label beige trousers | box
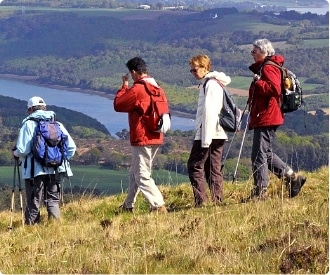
[124,145,165,210]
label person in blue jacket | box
[12,96,76,225]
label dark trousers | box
[24,174,61,225]
[251,126,291,190]
[187,139,225,206]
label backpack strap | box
[202,77,225,101]
[202,77,226,91]
[202,77,224,114]
[261,60,286,78]
[136,80,156,116]
[259,60,284,107]
[27,117,41,177]
[137,80,161,96]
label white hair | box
[253,38,275,56]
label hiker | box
[187,54,231,207]
[12,96,76,224]
[113,57,167,213]
[242,38,306,202]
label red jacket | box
[248,55,284,129]
[113,76,163,146]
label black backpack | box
[203,78,242,132]
[261,61,303,113]
[30,118,69,168]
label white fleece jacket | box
[194,71,231,148]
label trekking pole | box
[9,158,24,229]
[9,160,16,230]
[221,102,249,172]
[17,159,24,227]
[231,84,255,183]
[60,176,64,205]
[232,110,250,184]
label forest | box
[0,4,328,179]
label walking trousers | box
[187,139,225,206]
[124,145,165,209]
[251,126,292,190]
[24,174,60,225]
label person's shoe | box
[241,187,267,203]
[194,200,209,208]
[286,174,307,198]
[118,204,133,213]
[150,205,168,214]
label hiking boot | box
[286,174,307,198]
[118,204,133,213]
[150,205,168,214]
[241,187,267,203]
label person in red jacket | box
[113,57,167,213]
[242,38,306,202]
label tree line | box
[0,8,328,115]
[0,95,327,180]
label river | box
[287,4,329,15]
[0,78,195,136]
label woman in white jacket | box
[187,55,231,207]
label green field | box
[0,165,189,195]
[303,39,329,48]
[230,76,323,92]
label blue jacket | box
[13,110,76,179]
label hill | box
[0,94,110,135]
[0,166,328,273]
[0,7,327,184]
[0,6,327,114]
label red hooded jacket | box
[248,55,284,129]
[113,76,164,146]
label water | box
[0,78,195,135]
[287,4,329,15]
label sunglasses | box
[190,69,198,73]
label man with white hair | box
[12,96,76,225]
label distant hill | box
[0,95,110,135]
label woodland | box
[0,4,328,182]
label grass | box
[0,165,188,195]
[0,166,328,273]
[230,76,324,93]
[303,39,329,48]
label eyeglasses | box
[190,68,198,73]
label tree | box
[116,129,129,140]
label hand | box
[12,147,18,160]
[122,73,129,85]
[12,153,19,161]
[253,74,260,81]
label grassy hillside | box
[0,166,328,273]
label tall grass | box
[0,166,328,273]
